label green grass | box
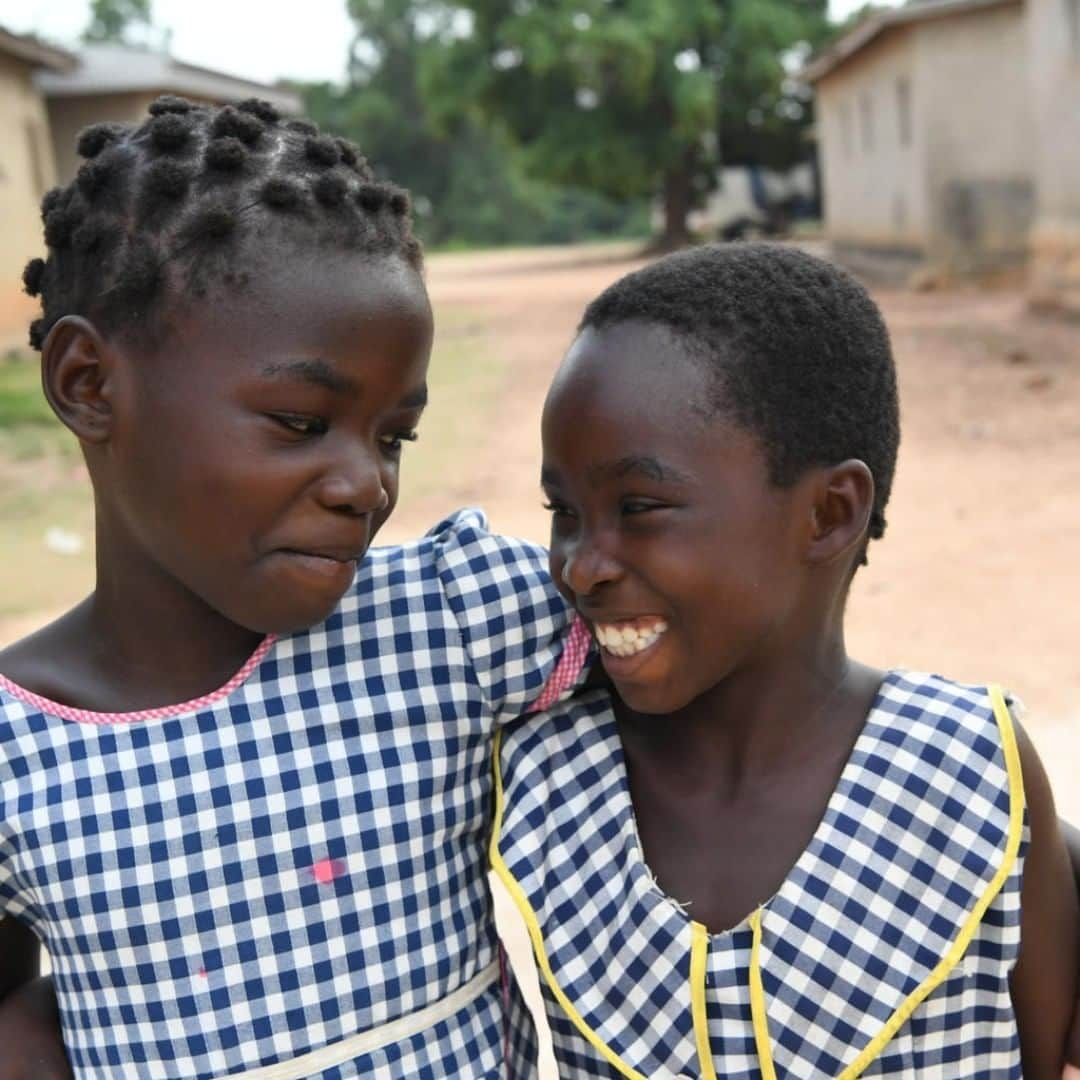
[0,353,52,426]
[394,305,511,507]
[0,354,95,636]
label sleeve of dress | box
[432,508,591,726]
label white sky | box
[0,0,899,88]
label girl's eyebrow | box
[609,455,691,484]
[260,358,357,396]
[541,456,692,488]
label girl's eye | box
[621,499,666,515]
[270,413,328,436]
[379,430,419,454]
[542,500,573,518]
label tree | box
[82,0,154,43]
[302,0,648,248]
[425,0,830,246]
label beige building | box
[0,28,74,349]
[37,44,301,185]
[807,0,1080,308]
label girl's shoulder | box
[0,604,93,710]
[362,506,550,584]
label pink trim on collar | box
[529,616,593,713]
[0,634,277,726]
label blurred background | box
[0,1,1077,1070]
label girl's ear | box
[807,459,875,566]
[40,316,117,444]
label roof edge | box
[0,26,78,72]
[803,0,1020,83]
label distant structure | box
[36,43,302,184]
[807,0,1080,313]
[0,27,75,344]
[0,34,302,348]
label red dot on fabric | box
[310,857,346,884]
[197,967,208,979]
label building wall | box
[1027,0,1080,313]
[915,4,1034,268]
[48,91,163,184]
[817,28,925,252]
[0,52,57,349]
[816,3,1033,269]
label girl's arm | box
[0,977,70,1080]
[1009,726,1080,1079]
[0,918,70,1079]
[0,916,38,1003]
[1062,820,1080,1074]
[1065,820,1080,893]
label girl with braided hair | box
[0,95,585,1078]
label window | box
[896,77,912,146]
[1067,0,1080,55]
[25,120,48,198]
[840,100,854,159]
[860,91,874,153]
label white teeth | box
[594,620,669,658]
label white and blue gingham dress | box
[494,672,1028,1079]
[0,509,573,1079]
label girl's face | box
[541,321,811,715]
[102,252,432,634]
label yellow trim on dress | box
[745,684,1026,1080]
[749,908,779,1080]
[690,921,720,1080]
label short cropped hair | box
[580,243,900,550]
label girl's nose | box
[317,449,388,516]
[559,536,622,596]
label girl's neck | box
[0,532,265,714]
[618,635,882,794]
[84,579,264,712]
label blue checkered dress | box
[0,509,571,1078]
[494,672,1027,1079]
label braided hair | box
[22,96,422,351]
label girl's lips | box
[275,550,358,586]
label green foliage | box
[426,0,830,242]
[82,0,153,43]
[299,0,648,251]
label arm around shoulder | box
[1009,722,1080,1079]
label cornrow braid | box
[24,96,422,351]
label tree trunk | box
[658,149,696,250]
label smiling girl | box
[494,243,1080,1078]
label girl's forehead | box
[550,321,713,420]
[166,254,430,345]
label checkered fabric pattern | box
[497,672,1026,1079]
[0,509,568,1078]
